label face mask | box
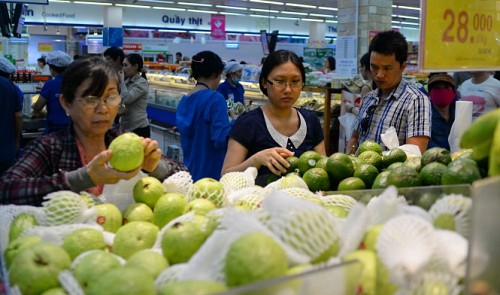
[429,88,455,107]
[232,77,240,84]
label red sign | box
[211,14,226,39]
[123,43,143,51]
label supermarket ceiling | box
[52,0,421,28]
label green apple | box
[188,177,226,208]
[41,287,68,295]
[134,176,165,209]
[161,215,212,264]
[343,250,377,295]
[123,202,154,224]
[62,228,106,260]
[112,221,159,259]
[9,212,38,243]
[109,132,144,172]
[4,235,42,268]
[9,242,71,295]
[184,198,216,216]
[86,266,156,295]
[94,203,122,233]
[125,249,169,278]
[225,231,288,287]
[153,193,187,228]
[73,250,122,291]
[158,280,227,295]
[361,224,384,251]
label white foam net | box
[0,205,43,250]
[155,263,188,290]
[219,167,257,194]
[186,183,227,208]
[429,194,471,238]
[40,191,97,226]
[162,171,193,195]
[21,223,104,246]
[321,194,357,212]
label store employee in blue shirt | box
[217,61,245,104]
[32,51,72,134]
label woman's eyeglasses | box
[76,95,122,109]
[266,79,304,91]
[360,104,377,134]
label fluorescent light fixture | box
[286,3,316,8]
[139,0,174,3]
[50,0,70,2]
[220,12,245,16]
[309,13,335,18]
[216,5,247,10]
[74,1,112,5]
[243,33,261,36]
[398,5,420,10]
[281,11,307,16]
[398,15,419,19]
[318,6,338,11]
[249,0,284,5]
[115,4,150,8]
[400,21,419,25]
[325,20,337,23]
[189,30,209,34]
[276,16,298,20]
[249,14,274,18]
[152,6,185,11]
[250,8,279,13]
[158,29,186,32]
[226,43,239,49]
[178,2,212,7]
[302,18,324,22]
[392,5,398,8]
[187,9,217,14]
[404,27,420,30]
[391,20,400,23]
[278,34,290,38]
[291,36,308,39]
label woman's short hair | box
[259,50,305,96]
[326,56,336,71]
[190,51,224,80]
[61,56,118,104]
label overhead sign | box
[419,0,500,71]
[0,0,47,4]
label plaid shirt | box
[0,128,187,206]
[355,80,431,149]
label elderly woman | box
[222,50,325,185]
[217,61,245,105]
[0,56,185,205]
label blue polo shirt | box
[40,75,70,133]
[427,99,457,150]
[0,77,22,173]
[217,80,245,104]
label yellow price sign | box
[419,0,500,71]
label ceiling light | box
[51,0,71,2]
[325,20,337,23]
[276,16,298,20]
[216,5,247,10]
[281,11,307,16]
[249,0,284,5]
[189,30,209,34]
[220,12,245,16]
[152,6,185,11]
[139,0,174,3]
[115,4,150,8]
[158,29,186,32]
[250,8,279,13]
[74,1,112,5]
[318,6,338,11]
[244,33,261,36]
[399,15,420,19]
[178,2,212,7]
[187,9,217,14]
[286,3,316,8]
[309,13,335,18]
[249,14,275,18]
[302,18,324,22]
[398,5,420,10]
[291,36,308,39]
[400,21,419,25]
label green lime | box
[348,155,362,171]
[356,140,383,156]
[372,170,391,189]
[421,147,452,167]
[297,151,323,175]
[266,173,281,184]
[325,153,354,183]
[338,177,366,191]
[382,148,407,169]
[386,166,421,188]
[315,157,329,170]
[285,156,300,174]
[357,151,383,171]
[385,162,404,171]
[302,168,331,192]
[451,149,473,161]
[441,160,482,185]
[353,164,379,188]
[419,162,448,185]
[404,156,422,173]
[415,192,439,210]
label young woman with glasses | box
[222,50,326,185]
[0,56,186,205]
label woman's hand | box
[253,147,294,175]
[87,150,141,185]
[141,138,162,173]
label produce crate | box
[217,260,363,295]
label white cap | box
[224,61,243,74]
[0,57,16,74]
[46,51,72,67]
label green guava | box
[62,228,106,260]
[9,212,38,243]
[4,235,42,268]
[94,203,122,233]
[109,132,144,172]
[125,250,169,279]
[153,193,187,228]
[86,267,156,295]
[112,221,159,259]
[123,202,154,224]
[184,198,216,216]
[133,176,165,209]
[73,250,122,291]
[158,280,227,295]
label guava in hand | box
[109,132,144,172]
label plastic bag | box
[338,113,358,143]
[381,126,422,156]
[100,171,147,213]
